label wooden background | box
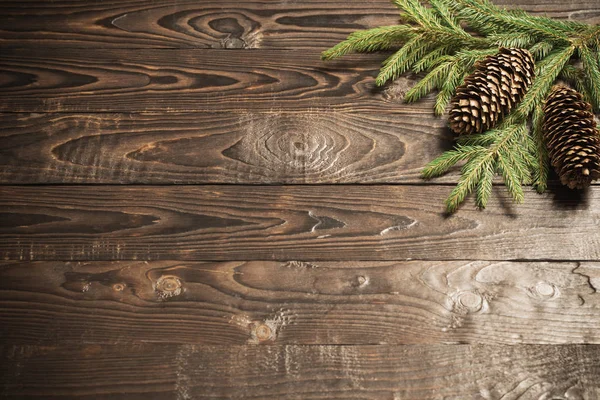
[1,0,600,398]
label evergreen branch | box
[321,26,415,60]
[502,137,532,184]
[376,35,430,86]
[412,45,453,73]
[421,145,484,179]
[456,130,499,147]
[445,123,527,212]
[531,103,549,193]
[393,0,443,30]
[451,0,576,41]
[496,149,525,204]
[529,41,553,60]
[429,0,465,33]
[489,32,536,48]
[405,61,452,102]
[579,46,600,111]
[476,158,496,208]
[445,152,493,212]
[435,63,464,115]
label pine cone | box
[543,85,600,189]
[448,48,535,135]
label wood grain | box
[0,0,598,49]
[0,48,420,113]
[1,260,598,345]
[0,112,450,184]
[1,185,600,261]
[1,344,599,399]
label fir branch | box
[404,61,452,103]
[422,145,484,179]
[456,130,499,147]
[531,103,549,193]
[579,46,600,111]
[445,152,494,212]
[321,26,415,60]
[502,135,532,184]
[435,63,464,115]
[451,0,576,42]
[429,0,465,33]
[376,35,430,86]
[496,149,525,204]
[394,0,443,30]
[444,123,528,212]
[476,158,496,208]
[529,41,553,60]
[412,45,453,73]
[488,32,536,48]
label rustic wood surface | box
[1,260,598,345]
[0,48,424,113]
[0,112,450,184]
[0,0,598,49]
[1,185,600,261]
[2,0,600,398]
[1,344,599,399]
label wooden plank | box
[1,185,599,261]
[0,0,598,49]
[1,344,599,399]
[0,112,589,185]
[0,48,412,113]
[0,112,449,184]
[0,260,598,345]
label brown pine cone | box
[543,85,600,189]
[449,48,535,135]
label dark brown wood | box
[0,0,597,49]
[0,48,415,113]
[1,344,599,399]
[2,1,600,397]
[1,260,598,345]
[0,112,449,184]
[1,185,599,261]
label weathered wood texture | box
[1,260,598,345]
[1,344,599,399]
[0,48,418,113]
[0,0,598,49]
[1,185,600,261]
[0,112,591,185]
[0,112,450,184]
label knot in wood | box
[222,37,246,49]
[223,114,355,181]
[528,281,558,300]
[155,275,182,299]
[112,283,126,292]
[253,323,274,342]
[352,275,369,288]
[455,291,484,313]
